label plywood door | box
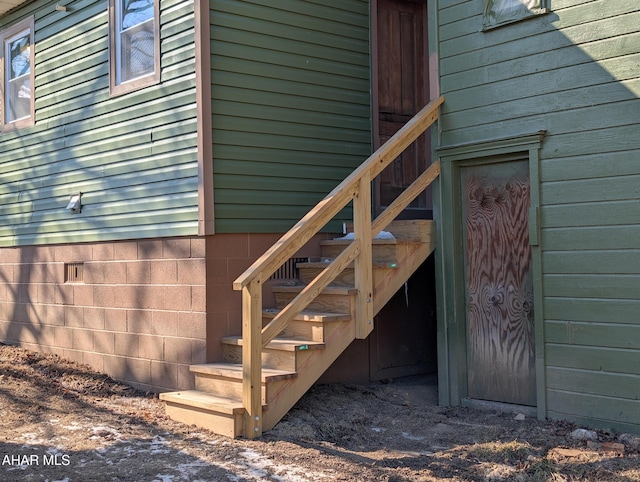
[461,160,536,406]
[375,0,429,213]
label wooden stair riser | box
[163,402,242,438]
[278,319,349,342]
[262,311,352,342]
[194,374,289,406]
[273,289,355,314]
[320,241,405,263]
[377,219,435,242]
[297,264,395,287]
[278,319,326,342]
[222,343,318,372]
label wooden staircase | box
[161,221,434,437]
[160,96,444,438]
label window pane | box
[121,0,154,29]
[5,29,31,124]
[110,0,158,91]
[8,32,30,80]
[483,0,543,28]
[120,19,155,82]
[7,77,31,122]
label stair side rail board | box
[233,95,444,438]
[371,160,441,237]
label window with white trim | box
[109,0,159,95]
[1,17,35,131]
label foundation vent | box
[65,262,84,283]
[269,257,308,280]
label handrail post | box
[353,172,374,339]
[242,280,262,438]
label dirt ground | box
[1,343,638,482]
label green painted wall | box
[210,0,372,233]
[437,0,640,433]
[0,0,199,246]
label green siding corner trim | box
[210,0,371,233]
[0,0,199,247]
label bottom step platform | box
[160,390,247,438]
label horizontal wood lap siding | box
[438,0,640,433]
[0,0,199,246]
[210,0,371,233]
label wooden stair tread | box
[271,285,357,295]
[221,335,325,351]
[345,220,435,242]
[320,238,417,246]
[262,308,351,322]
[297,261,399,269]
[190,363,298,382]
[160,390,244,414]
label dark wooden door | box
[375,0,429,215]
[461,160,536,406]
[369,0,436,381]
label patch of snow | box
[19,431,48,447]
[571,429,598,441]
[89,425,123,441]
[62,422,84,431]
[334,231,396,241]
[216,448,330,482]
[45,447,65,456]
[149,435,172,455]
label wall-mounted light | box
[66,193,82,214]
[55,4,67,11]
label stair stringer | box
[373,240,436,315]
[261,239,435,433]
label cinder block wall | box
[0,237,207,392]
[0,232,334,392]
[203,233,333,358]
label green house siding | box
[210,0,372,233]
[438,0,640,433]
[0,0,199,247]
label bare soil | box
[1,343,638,482]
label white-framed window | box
[109,0,160,95]
[1,17,35,132]
[483,0,549,30]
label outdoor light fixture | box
[66,193,82,214]
[55,4,67,11]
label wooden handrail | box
[234,95,444,438]
[233,95,444,291]
[371,160,441,238]
[261,240,361,346]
